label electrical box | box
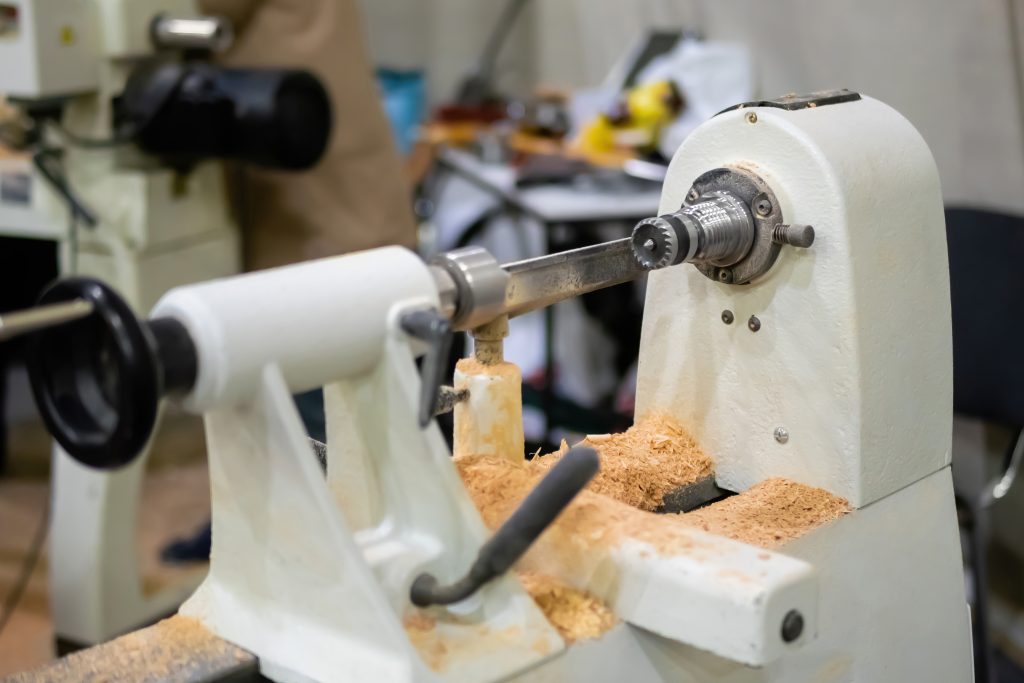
[0,0,99,98]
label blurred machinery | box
[10,91,971,681]
[0,0,331,651]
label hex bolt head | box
[747,315,761,332]
[755,198,773,216]
[746,112,758,124]
[781,610,804,643]
[774,426,789,444]
[721,310,734,324]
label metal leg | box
[964,427,1024,683]
[543,304,555,447]
[967,497,995,683]
[541,223,556,447]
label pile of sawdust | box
[516,571,617,643]
[678,477,848,548]
[455,454,707,560]
[531,412,713,511]
[455,452,849,563]
[10,615,253,681]
[449,414,849,649]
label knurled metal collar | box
[631,216,679,269]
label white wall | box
[358,0,537,105]
[532,0,1024,214]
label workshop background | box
[1,0,1023,680]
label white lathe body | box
[21,91,971,681]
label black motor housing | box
[116,62,332,171]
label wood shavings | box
[677,477,849,548]
[454,452,848,583]
[8,615,253,682]
[531,412,713,511]
[454,454,707,570]
[451,413,849,650]
[404,613,447,672]
[403,611,536,673]
[516,572,617,643]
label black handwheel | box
[25,278,196,469]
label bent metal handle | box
[410,446,600,607]
[26,277,197,469]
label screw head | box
[755,198,773,216]
[781,610,804,643]
[746,112,758,124]
[747,315,761,332]
[721,310,734,324]
[717,269,733,283]
[686,188,699,202]
[774,426,789,444]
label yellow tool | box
[574,80,684,157]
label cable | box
[48,120,135,150]
[455,0,533,104]
[31,149,98,228]
[0,495,49,641]
[477,0,532,83]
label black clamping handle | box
[401,309,454,428]
[410,445,600,607]
[26,277,198,470]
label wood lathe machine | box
[8,90,973,681]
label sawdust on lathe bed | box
[531,412,713,511]
[455,453,848,556]
[516,571,617,642]
[677,477,848,548]
[403,612,446,671]
[11,615,253,681]
[450,416,848,648]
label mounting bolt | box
[781,610,804,643]
[746,112,758,124]
[686,188,700,202]
[747,315,761,332]
[774,427,789,444]
[721,310,734,325]
[717,269,734,284]
[773,224,815,248]
[755,198,773,217]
